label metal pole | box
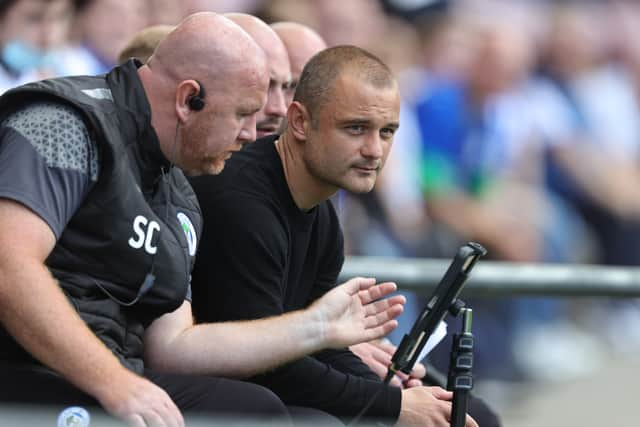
[339,257,640,297]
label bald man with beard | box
[226,13,292,138]
[0,12,405,426]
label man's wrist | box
[84,359,136,404]
[298,301,331,351]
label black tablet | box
[390,242,486,374]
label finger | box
[364,295,406,317]
[163,400,184,427]
[364,304,404,329]
[369,345,393,366]
[403,378,423,388]
[410,361,427,380]
[365,356,390,380]
[142,411,167,427]
[363,319,398,341]
[394,370,410,382]
[374,340,398,356]
[390,375,403,387]
[125,414,146,427]
[431,386,453,401]
[349,342,371,359]
[369,345,407,383]
[358,282,397,304]
[466,414,480,427]
[441,400,453,422]
[342,277,377,296]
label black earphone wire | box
[91,121,181,306]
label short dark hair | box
[293,45,396,124]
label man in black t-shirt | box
[190,45,479,427]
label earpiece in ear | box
[188,94,205,111]
[187,80,206,111]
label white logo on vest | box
[57,406,90,427]
[177,212,197,256]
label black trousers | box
[0,363,342,425]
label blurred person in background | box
[146,0,185,26]
[405,4,603,385]
[534,2,640,267]
[62,0,147,75]
[0,0,74,93]
[117,24,174,64]
[413,20,542,263]
[526,1,640,357]
[184,0,265,15]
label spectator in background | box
[62,0,147,75]
[413,21,544,263]
[225,13,291,138]
[533,3,640,267]
[117,24,174,64]
[146,0,185,26]
[0,0,74,93]
[409,5,606,383]
[184,0,264,15]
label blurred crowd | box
[3,0,640,387]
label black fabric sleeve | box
[0,102,99,238]
[191,190,401,422]
[313,348,382,381]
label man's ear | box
[287,101,311,141]
[175,80,200,123]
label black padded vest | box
[0,60,202,372]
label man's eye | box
[380,127,396,139]
[347,125,365,134]
[285,82,297,92]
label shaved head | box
[271,22,327,88]
[294,45,397,124]
[140,12,269,175]
[150,12,267,93]
[225,13,291,138]
[225,13,290,69]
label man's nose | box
[264,87,287,119]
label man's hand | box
[350,340,426,388]
[144,280,403,379]
[311,277,405,349]
[397,387,479,427]
[97,370,184,427]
